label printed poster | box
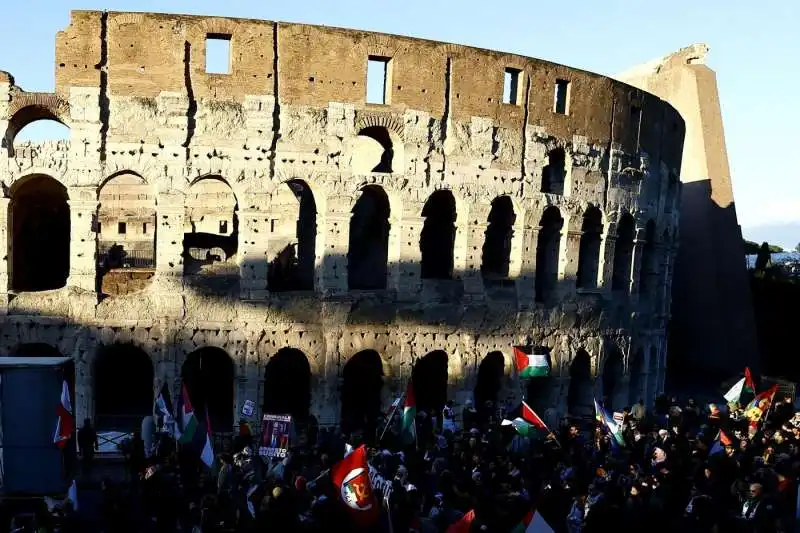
[259,414,292,458]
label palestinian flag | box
[153,382,174,433]
[176,384,215,467]
[514,346,550,378]
[53,380,74,449]
[401,380,417,444]
[511,509,555,533]
[446,509,475,533]
[724,367,756,405]
[331,444,379,528]
[709,429,733,456]
[502,401,550,438]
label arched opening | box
[94,344,154,431]
[263,348,312,422]
[474,351,505,409]
[181,347,235,433]
[420,190,456,280]
[628,348,645,406]
[612,213,635,292]
[97,172,156,296]
[535,206,563,302]
[647,346,659,402]
[541,148,566,195]
[567,350,593,418]
[356,126,394,173]
[638,220,657,296]
[348,186,390,290]
[5,105,70,157]
[340,350,384,435]
[412,350,448,414]
[183,177,239,291]
[268,180,316,292]
[602,348,624,410]
[576,205,603,289]
[481,196,515,283]
[9,174,70,292]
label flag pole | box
[379,389,406,443]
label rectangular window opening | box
[206,34,232,74]
[554,79,570,115]
[118,222,127,235]
[219,220,228,234]
[142,222,148,235]
[631,104,642,149]
[503,68,521,105]
[366,56,391,105]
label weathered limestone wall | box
[0,11,684,429]
[617,45,758,380]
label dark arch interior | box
[541,148,566,195]
[10,175,70,292]
[95,344,154,431]
[181,347,235,432]
[348,186,391,290]
[358,126,394,173]
[474,351,505,409]
[340,350,384,435]
[481,196,515,282]
[602,349,624,409]
[412,350,448,413]
[576,205,603,289]
[269,180,317,292]
[263,348,312,421]
[638,220,657,295]
[420,190,456,280]
[567,349,593,417]
[612,213,635,291]
[535,206,563,302]
[628,349,645,405]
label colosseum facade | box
[0,11,684,435]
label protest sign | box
[259,414,292,458]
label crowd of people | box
[9,386,800,533]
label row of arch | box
[13,340,659,434]
[8,171,670,300]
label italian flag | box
[724,367,756,404]
[511,509,555,533]
[53,380,74,449]
[401,380,417,443]
[502,401,550,438]
[514,346,550,378]
[176,384,214,467]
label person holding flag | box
[594,398,625,449]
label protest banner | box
[258,414,292,458]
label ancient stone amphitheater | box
[0,11,683,435]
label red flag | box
[446,509,475,533]
[522,401,549,431]
[53,380,73,448]
[331,444,379,528]
[744,367,756,394]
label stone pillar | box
[629,226,646,302]
[386,204,403,291]
[66,190,99,292]
[238,206,269,300]
[397,215,423,299]
[242,335,262,424]
[74,355,91,425]
[154,192,185,317]
[462,219,487,298]
[597,233,616,294]
[453,204,470,281]
[561,227,582,296]
[0,197,9,312]
[516,226,538,308]
[319,209,349,296]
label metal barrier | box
[97,247,156,269]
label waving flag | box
[724,367,757,405]
[401,380,417,444]
[331,444,379,528]
[502,401,551,439]
[53,380,73,448]
[514,346,550,378]
[594,398,625,447]
[446,509,475,533]
[176,384,214,467]
[511,508,555,533]
[709,429,733,456]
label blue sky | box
[2,0,797,246]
